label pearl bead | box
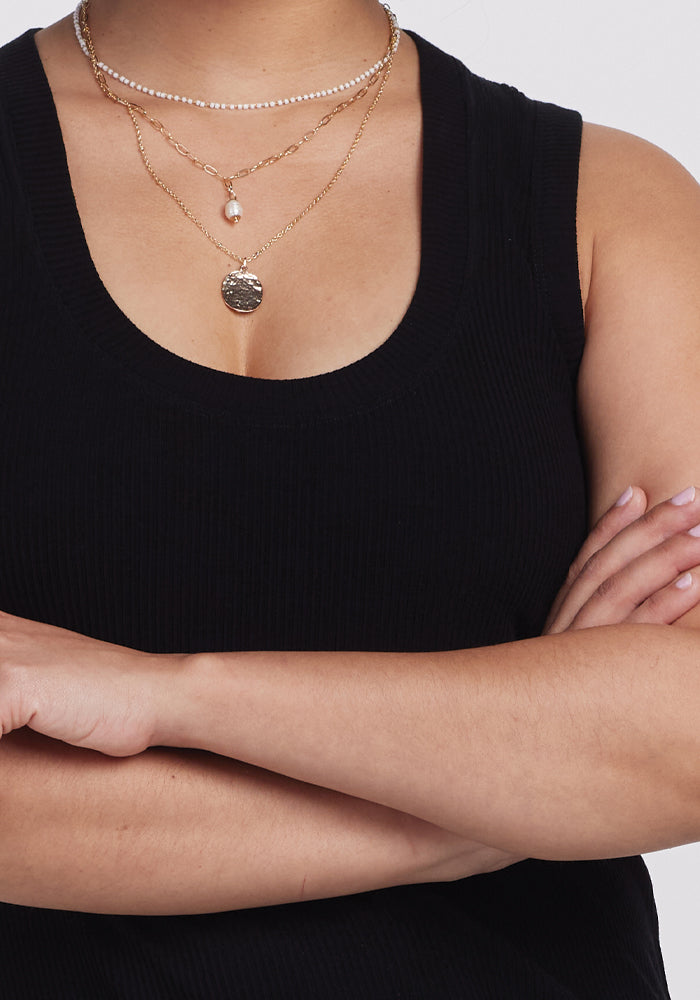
[73,2,400,112]
[224,199,242,221]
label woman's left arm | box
[4,125,700,865]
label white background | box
[2,2,699,997]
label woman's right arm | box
[0,728,514,915]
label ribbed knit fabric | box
[0,28,670,1000]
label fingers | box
[544,486,647,630]
[628,570,700,626]
[566,530,700,629]
[547,486,700,633]
[571,485,648,575]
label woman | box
[1,0,699,996]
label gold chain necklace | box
[150,72,383,225]
[80,3,395,313]
[125,56,392,313]
[79,1,393,226]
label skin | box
[1,0,700,915]
[36,0,424,379]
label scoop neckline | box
[9,29,471,423]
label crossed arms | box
[2,123,700,915]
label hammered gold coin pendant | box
[221,267,263,313]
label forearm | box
[0,730,514,915]
[164,624,700,860]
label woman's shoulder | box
[577,121,700,312]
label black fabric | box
[0,28,669,1000]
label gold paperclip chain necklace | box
[154,69,384,224]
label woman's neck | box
[83,0,393,100]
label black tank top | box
[0,29,669,1000]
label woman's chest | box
[50,47,424,379]
[0,268,586,654]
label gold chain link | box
[143,69,384,188]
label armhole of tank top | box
[531,101,586,379]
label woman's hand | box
[545,485,700,633]
[0,613,176,755]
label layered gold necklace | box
[78,0,400,313]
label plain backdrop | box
[1,2,699,998]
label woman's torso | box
[0,26,668,1000]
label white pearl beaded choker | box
[72,3,400,112]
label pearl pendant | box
[224,198,242,223]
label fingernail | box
[671,486,696,506]
[615,486,634,507]
[675,572,693,590]
[689,524,700,537]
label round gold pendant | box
[221,268,263,313]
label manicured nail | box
[615,486,634,507]
[675,572,693,590]
[671,486,696,506]
[689,524,700,537]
